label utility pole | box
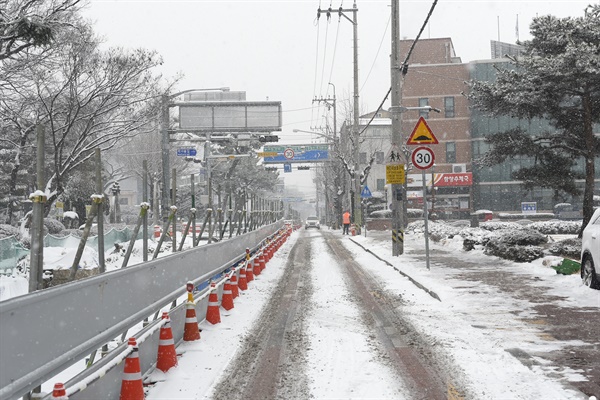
[29,124,45,293]
[142,160,148,261]
[160,94,170,224]
[312,93,337,227]
[351,2,361,232]
[95,149,105,272]
[317,4,359,229]
[390,0,405,256]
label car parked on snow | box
[581,208,600,289]
[305,216,320,230]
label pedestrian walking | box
[342,210,351,235]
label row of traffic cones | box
[51,228,293,400]
[205,232,292,326]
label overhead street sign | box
[407,117,438,145]
[263,144,329,164]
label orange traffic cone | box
[221,280,234,310]
[238,266,248,291]
[252,257,261,276]
[206,282,221,324]
[259,252,266,272]
[120,338,144,400]
[51,383,68,399]
[183,283,200,341]
[183,301,201,341]
[156,312,178,372]
[246,260,254,282]
[230,273,239,298]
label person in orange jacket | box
[342,210,351,235]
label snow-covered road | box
[3,226,598,399]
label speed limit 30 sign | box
[411,146,435,170]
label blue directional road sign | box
[361,185,373,198]
[284,163,292,173]
[263,144,329,164]
[177,147,197,157]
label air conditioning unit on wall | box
[452,164,467,173]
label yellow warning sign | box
[386,164,405,184]
[406,117,438,145]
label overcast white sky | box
[82,0,595,201]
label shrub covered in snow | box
[484,242,545,262]
[44,218,65,234]
[491,229,548,246]
[369,210,391,219]
[498,212,556,220]
[407,208,424,218]
[480,221,526,231]
[482,229,548,262]
[548,237,581,259]
[527,220,581,235]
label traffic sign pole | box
[422,169,431,270]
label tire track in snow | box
[322,232,448,399]
[306,233,413,399]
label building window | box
[446,142,456,163]
[444,96,455,118]
[376,179,385,191]
[359,152,367,164]
[375,151,384,164]
[419,98,429,118]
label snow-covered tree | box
[469,5,600,231]
[1,20,166,219]
[0,0,83,61]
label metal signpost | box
[407,119,438,271]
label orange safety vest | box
[342,212,351,224]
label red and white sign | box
[433,173,473,187]
[411,147,435,170]
[283,148,295,159]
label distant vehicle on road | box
[305,216,320,230]
[581,208,600,289]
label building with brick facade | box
[351,37,598,218]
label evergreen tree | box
[469,5,600,231]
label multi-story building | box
[351,38,473,218]
[352,37,599,217]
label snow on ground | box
[306,234,410,399]
[146,235,294,400]
[2,225,599,399]
[346,230,599,400]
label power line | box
[358,0,439,136]
[360,13,391,94]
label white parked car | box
[581,208,600,289]
[305,216,320,230]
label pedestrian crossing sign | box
[361,185,372,198]
[406,117,438,145]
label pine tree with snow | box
[469,5,600,233]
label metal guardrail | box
[0,222,282,400]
